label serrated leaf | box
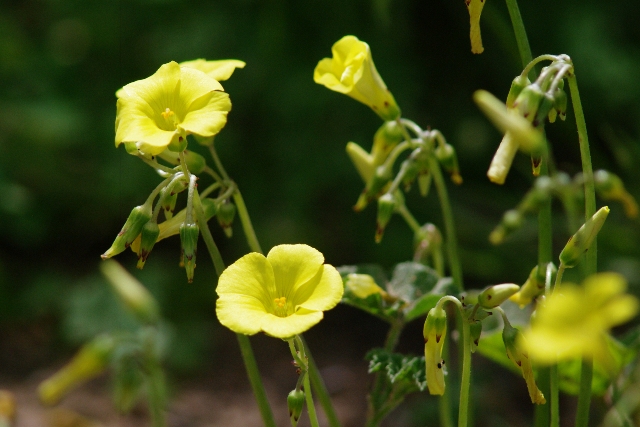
[366,348,427,392]
[387,262,439,303]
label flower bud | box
[469,320,483,353]
[506,76,531,109]
[594,170,638,218]
[345,273,388,299]
[553,88,568,121]
[375,193,397,243]
[435,143,463,184]
[346,141,374,183]
[102,204,152,259]
[100,259,160,324]
[466,0,486,54]
[39,335,116,405]
[559,206,610,268]
[503,323,546,404]
[161,190,178,220]
[489,209,522,244]
[400,160,420,192]
[531,92,555,128]
[371,121,404,166]
[418,172,432,197]
[136,220,160,269]
[216,200,236,238]
[287,389,305,426]
[354,166,391,212]
[510,265,546,308]
[424,306,447,395]
[158,150,207,175]
[512,83,544,122]
[180,222,199,282]
[478,283,520,309]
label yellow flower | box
[115,61,231,156]
[314,35,401,121]
[424,306,448,395]
[523,273,639,368]
[215,244,343,339]
[179,59,245,82]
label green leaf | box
[387,262,439,303]
[366,348,427,392]
[405,277,456,321]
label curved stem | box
[304,371,321,427]
[193,190,225,277]
[428,156,464,290]
[396,203,421,234]
[504,0,533,70]
[233,189,263,254]
[208,143,230,180]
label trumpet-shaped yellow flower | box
[179,59,246,82]
[115,61,231,156]
[216,244,343,339]
[424,306,448,395]
[314,35,400,121]
[524,273,639,368]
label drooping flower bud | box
[375,193,397,243]
[216,199,236,238]
[510,265,546,308]
[180,222,199,283]
[100,259,160,324]
[424,306,448,395]
[354,165,392,212]
[136,220,160,269]
[552,87,568,121]
[346,141,374,183]
[287,389,306,427]
[469,320,483,353]
[503,323,546,404]
[39,335,116,405]
[531,92,555,128]
[102,203,153,259]
[594,170,638,218]
[559,206,610,268]
[435,143,463,184]
[371,121,404,166]
[157,149,207,175]
[512,83,544,122]
[478,284,520,309]
[506,76,531,109]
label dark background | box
[0,0,639,425]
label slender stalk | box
[428,156,464,290]
[550,364,560,427]
[193,190,225,277]
[208,143,231,180]
[568,72,597,427]
[504,0,533,70]
[237,333,277,427]
[233,189,263,254]
[439,337,455,427]
[396,203,422,234]
[305,338,342,427]
[304,372,321,427]
[457,316,471,427]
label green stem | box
[568,72,597,427]
[233,189,263,254]
[550,364,560,427]
[193,190,225,277]
[439,337,454,427]
[304,337,342,427]
[304,371,321,427]
[208,143,231,180]
[458,316,471,427]
[504,0,533,70]
[396,203,421,234]
[428,156,464,290]
[237,333,277,427]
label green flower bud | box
[418,172,432,197]
[100,260,160,324]
[39,334,116,405]
[346,141,374,183]
[371,121,404,166]
[513,83,544,122]
[559,206,610,268]
[594,170,639,218]
[489,209,522,245]
[287,389,305,426]
[136,220,160,269]
[424,306,447,395]
[510,265,546,308]
[506,75,531,109]
[217,200,236,238]
[161,190,178,220]
[167,135,188,152]
[400,159,419,192]
[469,320,483,353]
[460,289,480,307]
[375,193,396,243]
[180,222,199,282]
[502,323,546,404]
[435,143,463,185]
[478,284,520,309]
[354,165,391,212]
[158,149,207,175]
[553,88,568,121]
[102,204,153,259]
[413,223,442,265]
[531,92,555,128]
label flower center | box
[160,108,179,129]
[273,297,288,317]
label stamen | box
[161,108,174,119]
[274,297,287,308]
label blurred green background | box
[0,0,639,424]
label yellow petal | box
[467,0,486,54]
[216,252,276,308]
[179,91,231,138]
[260,309,324,339]
[267,244,325,299]
[180,59,246,82]
[216,293,273,335]
[297,264,343,312]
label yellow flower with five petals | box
[115,61,231,156]
[215,244,343,339]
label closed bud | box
[489,209,522,244]
[506,75,531,109]
[102,204,152,259]
[371,121,404,166]
[503,323,546,404]
[217,200,236,238]
[287,389,305,426]
[531,92,555,128]
[158,150,207,175]
[424,306,448,395]
[180,222,199,282]
[553,88,568,121]
[510,265,546,308]
[375,193,396,243]
[513,83,544,121]
[559,206,610,268]
[161,190,178,220]
[469,320,483,353]
[400,159,419,192]
[418,172,432,197]
[478,283,520,309]
[100,260,160,324]
[345,273,389,299]
[346,141,374,183]
[39,335,116,405]
[354,166,391,212]
[594,170,638,218]
[435,143,463,184]
[136,220,160,269]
